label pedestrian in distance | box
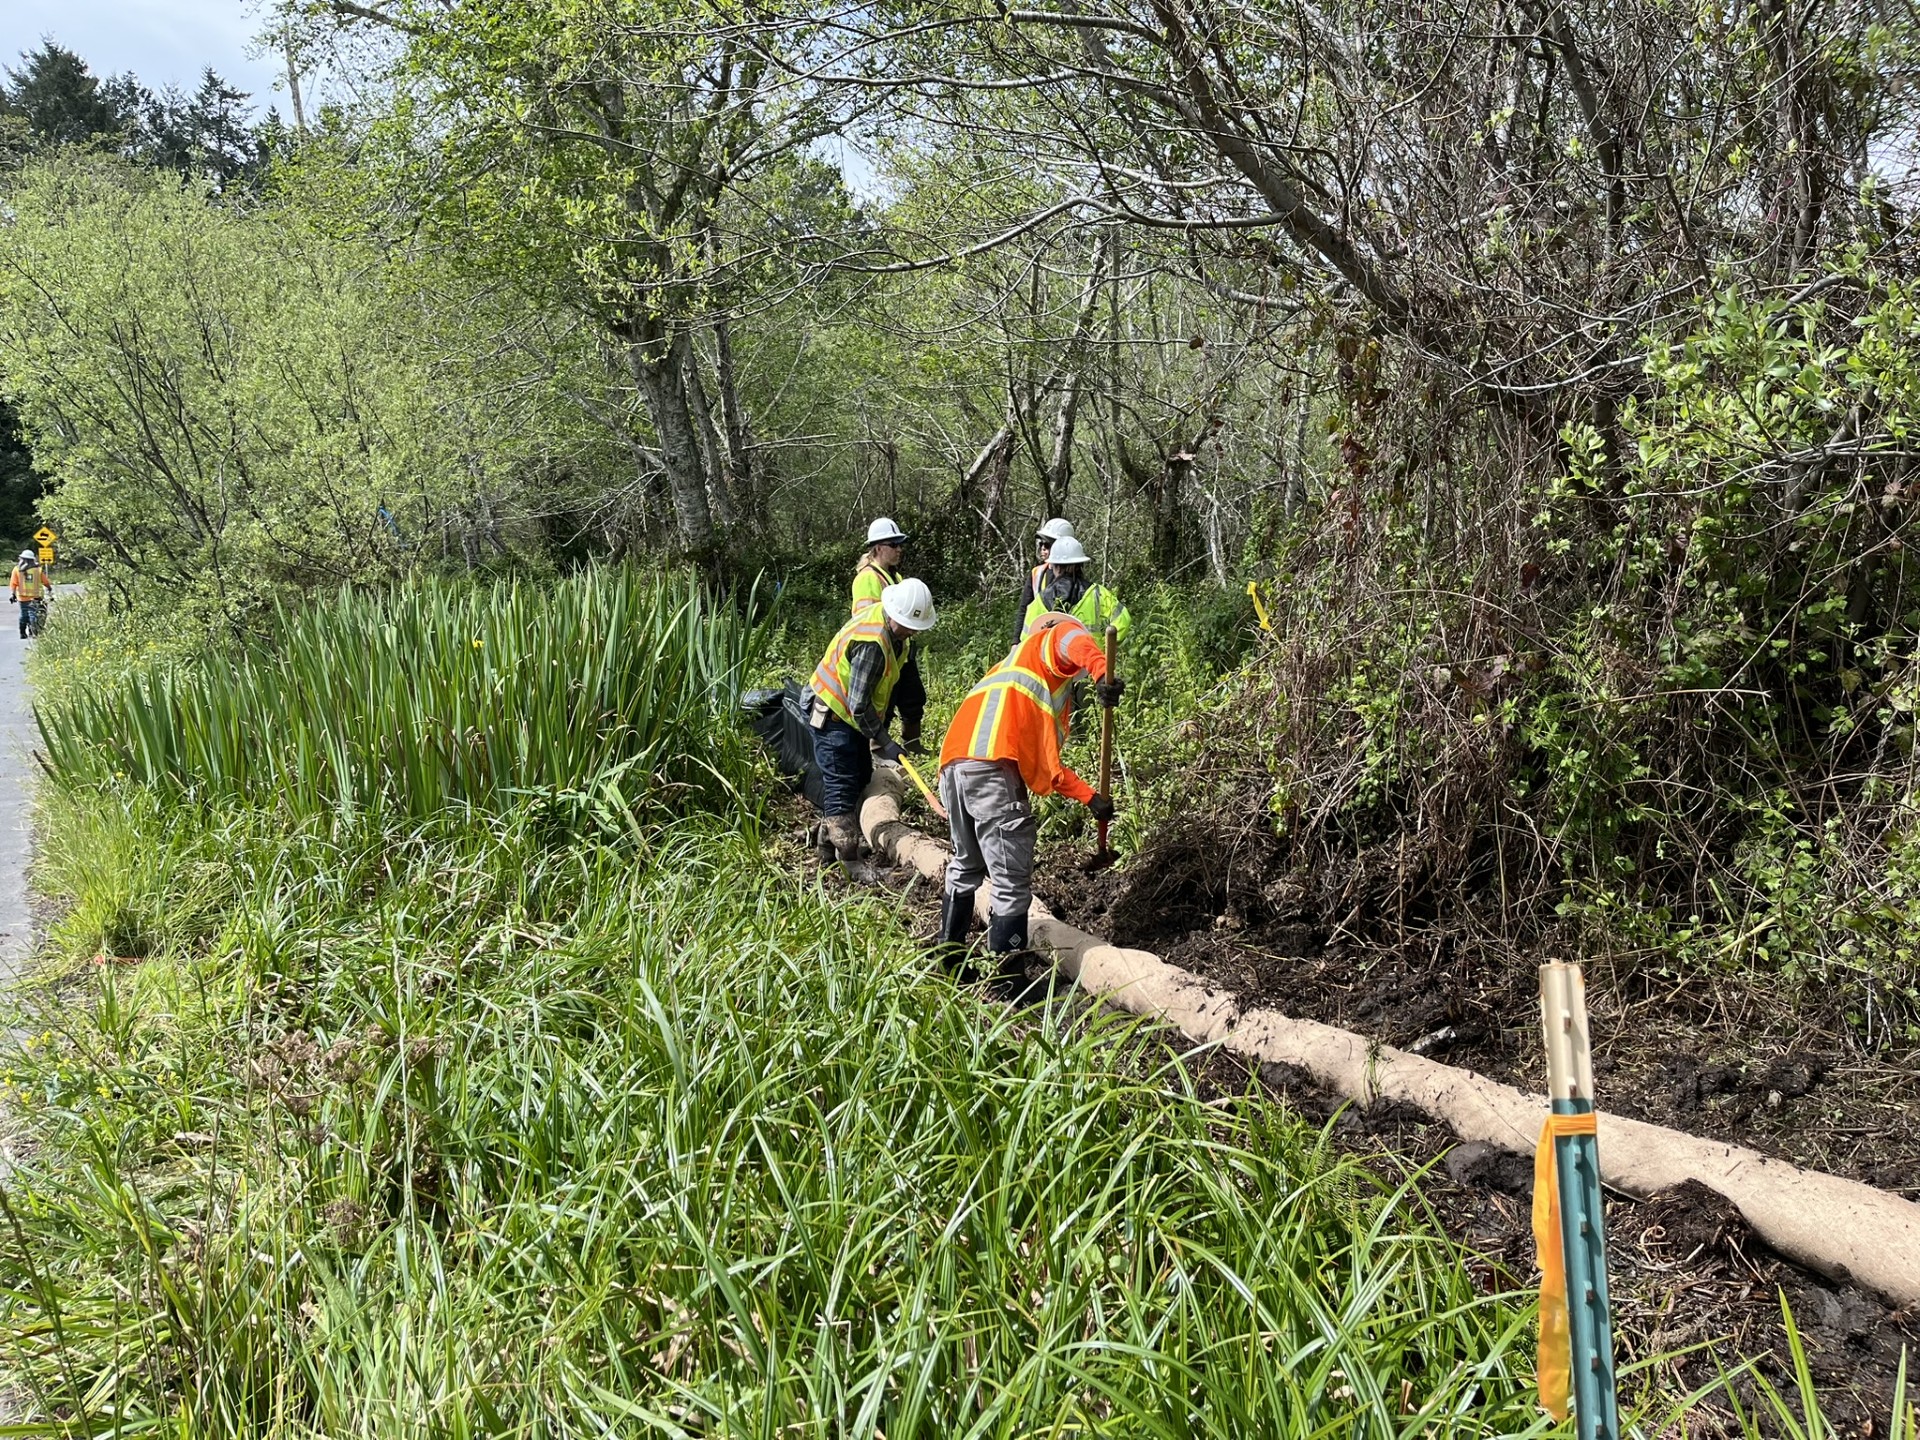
[1020,534,1131,646]
[934,611,1125,982]
[805,577,939,872]
[1014,517,1076,642]
[9,550,51,640]
[852,518,928,754]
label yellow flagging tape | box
[1533,1109,1598,1420]
[1246,580,1273,632]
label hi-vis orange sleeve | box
[1533,1110,1598,1420]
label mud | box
[1210,1048,1920,1434]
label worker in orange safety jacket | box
[934,611,1124,974]
[9,550,51,640]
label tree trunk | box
[683,343,739,531]
[624,325,714,556]
[1045,234,1109,506]
[713,314,754,516]
[977,391,1020,550]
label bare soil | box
[1034,826,1920,1199]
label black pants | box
[886,651,926,741]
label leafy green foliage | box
[0,155,609,621]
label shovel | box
[1091,622,1121,870]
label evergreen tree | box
[138,68,260,186]
[1,42,134,147]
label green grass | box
[1,794,1555,1437]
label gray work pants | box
[940,759,1037,918]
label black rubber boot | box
[933,890,975,971]
[987,909,1058,1004]
[987,909,1029,956]
[938,889,977,952]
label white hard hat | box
[866,517,909,546]
[1037,518,1076,542]
[880,577,937,631]
[17,551,33,563]
[1047,536,1089,565]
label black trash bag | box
[742,680,824,808]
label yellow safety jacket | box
[850,557,901,612]
[1022,582,1131,645]
[809,600,903,728]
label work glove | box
[1087,793,1116,822]
[1094,676,1126,708]
[876,737,905,763]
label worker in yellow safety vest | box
[9,550,51,639]
[1020,535,1130,645]
[1014,517,1076,641]
[806,577,939,870]
[852,518,927,754]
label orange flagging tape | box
[1533,1109,1598,1420]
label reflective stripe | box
[810,602,899,726]
[962,662,1067,756]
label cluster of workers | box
[804,516,1131,980]
[8,550,52,639]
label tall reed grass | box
[36,571,763,828]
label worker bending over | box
[1022,535,1130,644]
[9,550,51,639]
[935,612,1124,973]
[1014,518,1076,641]
[852,518,927,754]
[807,578,939,869]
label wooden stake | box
[1095,623,1118,860]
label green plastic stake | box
[1541,962,1621,1440]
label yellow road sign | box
[35,546,54,566]
[31,526,56,547]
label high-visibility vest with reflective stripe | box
[851,558,901,612]
[809,600,902,728]
[939,617,1089,791]
[1023,582,1130,644]
[11,566,48,601]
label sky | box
[1,0,289,111]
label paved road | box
[0,594,43,984]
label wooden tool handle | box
[1096,623,1119,850]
